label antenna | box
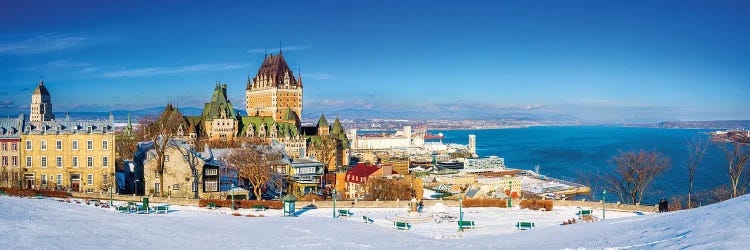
[279,41,282,54]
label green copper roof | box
[317,113,328,128]
[201,84,235,121]
[282,107,297,121]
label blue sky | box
[1,1,748,122]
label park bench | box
[578,209,596,221]
[362,216,374,224]
[458,220,476,229]
[0,190,6,195]
[252,204,267,211]
[394,221,411,230]
[154,205,170,214]
[206,202,217,209]
[135,203,150,214]
[338,209,353,217]
[116,206,133,213]
[90,199,100,203]
[516,222,535,230]
[128,201,137,207]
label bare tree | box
[312,135,338,172]
[607,150,671,205]
[718,141,750,198]
[223,147,277,200]
[364,178,414,201]
[575,169,602,201]
[141,110,183,197]
[686,137,709,208]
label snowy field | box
[1,195,749,249]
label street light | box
[332,189,337,218]
[602,189,607,220]
[109,183,113,206]
[458,196,464,232]
[508,180,513,207]
[231,183,236,211]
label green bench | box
[458,220,476,229]
[578,209,593,216]
[252,204,267,211]
[394,221,411,230]
[90,199,100,203]
[154,205,170,214]
[362,216,374,224]
[516,221,535,230]
[0,190,6,195]
[207,202,217,209]
[116,206,134,213]
[338,209,353,217]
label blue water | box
[436,126,727,204]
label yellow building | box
[19,81,116,192]
[20,115,116,192]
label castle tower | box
[317,113,329,136]
[30,80,54,122]
[246,53,303,123]
[468,134,477,158]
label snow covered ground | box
[1,195,748,249]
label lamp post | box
[231,184,236,211]
[458,196,464,232]
[602,189,606,220]
[109,183,113,206]
[332,189,337,218]
[507,180,512,208]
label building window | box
[41,174,47,186]
[11,142,17,151]
[1,143,6,151]
[173,184,179,190]
[1,156,7,166]
[41,140,47,150]
[72,140,78,150]
[102,174,108,185]
[73,156,78,168]
[87,174,93,185]
[41,156,47,168]
[205,180,218,192]
[102,140,108,150]
[87,156,93,168]
[164,155,169,162]
[26,140,31,150]
[192,182,198,192]
[57,174,62,187]
[87,140,93,150]
[56,140,62,150]
[26,156,32,168]
[154,183,161,194]
[12,156,17,166]
[102,157,108,167]
[56,156,62,168]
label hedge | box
[461,198,508,208]
[0,188,69,198]
[519,199,554,211]
[199,199,283,209]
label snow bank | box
[1,195,748,249]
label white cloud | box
[0,33,92,54]
[305,73,334,80]
[96,63,245,78]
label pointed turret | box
[30,79,54,122]
[126,112,133,135]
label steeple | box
[126,112,133,135]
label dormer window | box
[87,126,92,133]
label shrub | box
[232,212,242,216]
[199,199,282,209]
[462,198,507,208]
[297,194,324,201]
[519,200,554,211]
[0,188,68,198]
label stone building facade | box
[19,82,116,192]
[0,114,24,188]
[246,52,303,123]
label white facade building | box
[463,156,505,171]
